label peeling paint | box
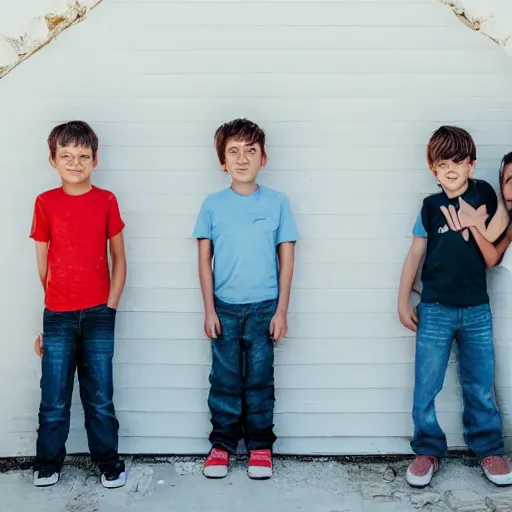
[441,0,512,57]
[0,0,102,79]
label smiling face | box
[222,138,267,185]
[431,157,474,198]
[50,143,97,188]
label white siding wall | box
[0,0,511,456]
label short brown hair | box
[214,118,266,165]
[48,121,99,159]
[427,125,476,168]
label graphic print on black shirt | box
[419,179,498,307]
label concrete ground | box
[1,456,512,512]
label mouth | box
[67,170,82,176]
[445,175,458,182]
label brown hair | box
[426,125,476,169]
[48,121,99,159]
[214,118,266,165]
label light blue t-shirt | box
[192,185,299,304]
[412,211,428,238]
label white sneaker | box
[406,456,438,488]
[100,465,127,489]
[481,456,512,487]
[33,469,59,487]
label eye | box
[249,148,256,153]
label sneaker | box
[481,456,512,486]
[33,468,59,487]
[406,456,439,488]
[248,449,272,480]
[203,448,229,479]
[100,462,127,489]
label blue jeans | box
[208,297,278,454]
[35,304,122,473]
[411,302,504,458]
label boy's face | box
[431,157,474,195]
[50,144,97,185]
[222,138,267,184]
[502,164,512,204]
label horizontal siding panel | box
[8,411,468,437]
[28,50,511,75]
[118,289,512,318]
[115,311,512,344]
[70,388,462,414]
[0,434,481,458]
[107,362,461,389]
[123,239,411,264]
[3,74,510,99]
[3,98,512,123]
[67,26,489,52]
[122,213,414,240]
[95,3,453,27]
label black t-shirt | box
[414,179,498,307]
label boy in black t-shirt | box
[398,126,511,488]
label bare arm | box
[107,232,127,309]
[482,198,509,243]
[198,239,220,338]
[270,242,296,342]
[469,227,500,267]
[398,236,427,332]
[276,242,295,315]
[471,223,512,267]
[35,242,48,291]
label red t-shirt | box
[30,186,125,312]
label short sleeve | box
[192,199,212,239]
[107,194,125,239]
[479,180,498,220]
[412,204,428,238]
[29,196,50,242]
[277,195,299,244]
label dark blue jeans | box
[411,302,504,459]
[35,304,121,473]
[208,297,278,454]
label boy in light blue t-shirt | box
[193,118,299,480]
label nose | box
[69,156,82,168]
[237,150,249,164]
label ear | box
[469,159,476,179]
[93,152,99,169]
[429,165,440,184]
[260,153,268,169]
[48,153,57,169]
[220,163,229,173]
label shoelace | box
[38,468,56,478]
[210,449,229,461]
[250,451,271,462]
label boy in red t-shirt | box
[30,121,127,489]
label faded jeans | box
[411,302,504,459]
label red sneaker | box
[481,456,512,486]
[248,449,273,479]
[203,448,229,479]
[406,456,439,488]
